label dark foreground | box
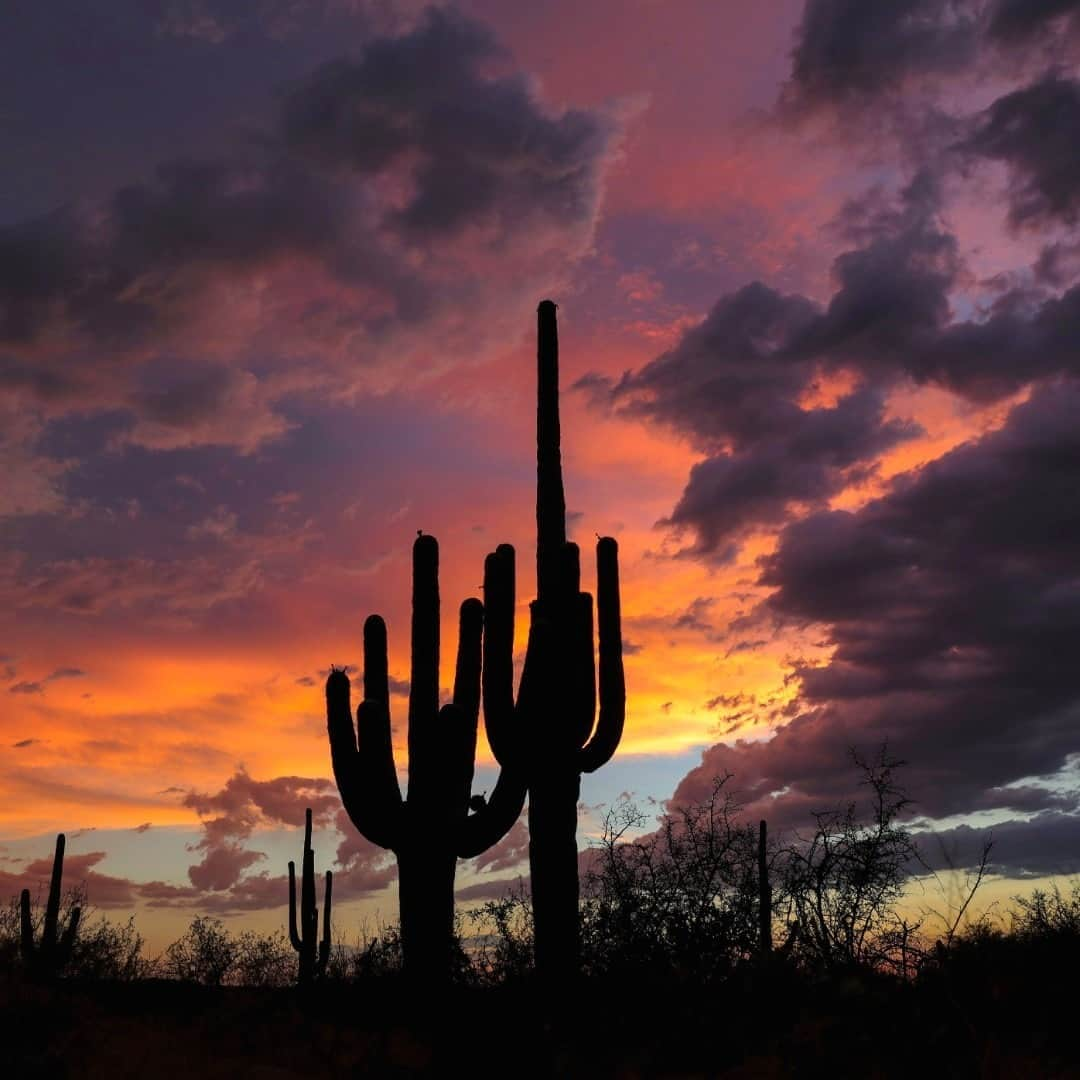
[5,955,1079,1080]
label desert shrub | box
[232,928,295,987]
[1010,880,1080,939]
[0,883,86,979]
[465,751,930,985]
[0,894,21,974]
[467,884,535,984]
[68,911,150,981]
[161,916,238,986]
[321,920,404,982]
[777,748,922,976]
[579,779,763,983]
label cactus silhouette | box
[513,300,626,980]
[759,819,773,954]
[288,807,332,984]
[327,534,528,980]
[20,833,80,980]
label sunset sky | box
[5,0,1080,949]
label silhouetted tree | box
[777,748,921,974]
[578,778,762,982]
[233,929,295,988]
[467,881,535,985]
[1012,880,1080,939]
[162,916,237,986]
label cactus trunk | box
[759,819,773,954]
[528,769,582,979]
[397,840,456,978]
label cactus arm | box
[455,561,527,858]
[19,889,34,962]
[358,614,405,844]
[408,533,440,796]
[453,597,483,799]
[287,860,302,951]
[453,597,483,724]
[573,591,597,749]
[457,767,528,858]
[326,628,404,851]
[350,701,405,849]
[481,545,517,767]
[579,537,625,774]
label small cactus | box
[20,833,80,980]
[288,807,332,984]
[759,819,773,954]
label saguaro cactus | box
[288,807,332,984]
[759,819,772,955]
[327,534,528,980]
[510,300,626,980]
[20,833,81,980]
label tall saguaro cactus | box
[20,833,81,980]
[288,807,332,984]
[327,534,528,980]
[517,299,626,980]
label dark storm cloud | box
[662,387,920,556]
[962,74,1080,227]
[582,280,848,555]
[985,0,1080,43]
[584,180,950,554]
[0,7,614,355]
[0,154,363,351]
[672,379,1080,865]
[917,812,1080,877]
[783,0,978,110]
[281,9,612,239]
[783,0,1080,115]
[153,0,434,43]
[789,173,961,376]
[583,173,1080,557]
[0,6,619,475]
